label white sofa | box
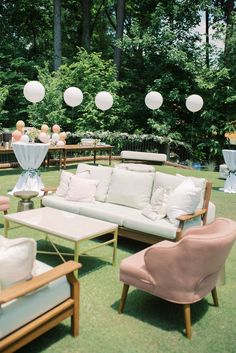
[42,163,215,243]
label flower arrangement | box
[27,127,40,142]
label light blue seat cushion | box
[0,260,70,339]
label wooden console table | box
[60,144,113,169]
[0,144,113,169]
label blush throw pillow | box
[66,176,99,202]
[166,178,202,226]
[56,171,74,197]
[0,236,36,291]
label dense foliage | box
[0,0,235,163]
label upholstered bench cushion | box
[0,260,70,339]
[121,151,167,163]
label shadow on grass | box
[36,239,111,278]
[16,322,73,353]
[111,289,209,337]
[92,233,150,255]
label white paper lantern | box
[64,87,83,107]
[20,134,30,143]
[186,94,204,112]
[95,91,113,111]
[145,91,163,110]
[23,81,45,103]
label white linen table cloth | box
[10,143,49,196]
[222,149,236,193]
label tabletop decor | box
[10,142,50,195]
[222,149,236,193]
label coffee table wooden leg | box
[4,218,9,237]
[112,228,118,266]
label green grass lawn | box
[0,163,236,353]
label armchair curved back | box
[144,218,236,304]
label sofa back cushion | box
[76,164,113,202]
[153,172,184,192]
[106,169,154,209]
[0,236,36,291]
[116,163,155,172]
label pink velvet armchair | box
[119,218,236,339]
[0,196,9,215]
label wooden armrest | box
[176,209,207,222]
[41,187,57,196]
[0,260,81,305]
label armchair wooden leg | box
[211,287,219,307]
[119,284,129,314]
[67,272,80,336]
[183,304,192,339]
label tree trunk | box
[224,0,235,65]
[54,0,61,70]
[114,0,125,80]
[205,8,210,68]
[82,0,91,51]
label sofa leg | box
[183,304,192,339]
[119,284,129,314]
[211,287,219,307]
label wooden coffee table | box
[4,207,118,274]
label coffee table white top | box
[5,207,118,242]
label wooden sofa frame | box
[0,261,80,353]
[42,181,212,245]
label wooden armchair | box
[0,260,80,353]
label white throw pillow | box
[141,187,171,221]
[66,176,99,202]
[106,168,154,209]
[166,178,202,226]
[0,236,36,291]
[175,173,206,208]
[76,164,113,202]
[56,171,74,197]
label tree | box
[54,0,62,70]
[82,0,91,50]
[114,0,125,79]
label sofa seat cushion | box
[78,202,139,226]
[106,168,154,209]
[123,214,201,240]
[42,194,80,214]
[0,260,70,339]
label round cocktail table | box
[13,191,39,212]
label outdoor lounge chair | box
[118,218,236,339]
[0,260,80,353]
